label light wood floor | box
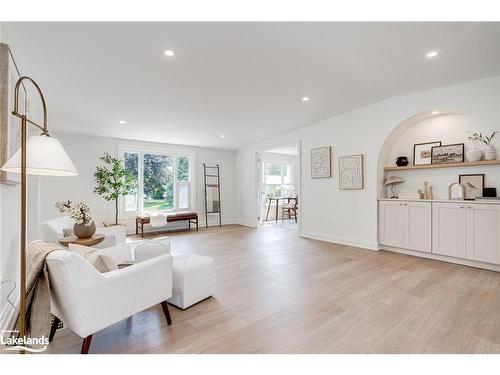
[46,224,500,354]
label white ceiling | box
[5,22,500,150]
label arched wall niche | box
[376,108,480,199]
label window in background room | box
[264,163,294,197]
[121,149,192,214]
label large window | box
[121,148,193,214]
[264,163,293,197]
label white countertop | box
[378,198,500,205]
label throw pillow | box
[68,243,116,273]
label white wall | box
[235,76,500,250]
[38,132,238,234]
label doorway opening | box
[256,142,301,232]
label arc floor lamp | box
[1,76,78,353]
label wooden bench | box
[136,212,199,237]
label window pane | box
[283,164,292,184]
[266,164,281,176]
[177,156,190,182]
[177,181,190,209]
[143,153,174,211]
[124,152,139,211]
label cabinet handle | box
[467,206,472,209]
[460,206,464,209]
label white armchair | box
[46,242,173,354]
[41,216,127,248]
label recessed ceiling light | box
[426,51,439,58]
[301,96,310,102]
[119,120,126,124]
[164,49,175,57]
[431,111,440,115]
[220,134,226,138]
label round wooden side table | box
[58,234,105,247]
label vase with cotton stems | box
[467,131,498,161]
[55,200,96,238]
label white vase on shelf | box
[485,144,497,161]
[466,147,483,162]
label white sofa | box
[41,216,127,248]
[47,241,173,354]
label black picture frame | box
[459,173,485,200]
[431,143,465,164]
[413,141,442,166]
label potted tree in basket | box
[94,152,137,226]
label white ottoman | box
[168,254,216,309]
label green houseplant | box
[94,153,137,225]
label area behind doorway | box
[257,142,300,231]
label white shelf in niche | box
[384,159,500,172]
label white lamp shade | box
[1,135,78,176]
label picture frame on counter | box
[459,173,485,200]
[413,141,441,166]
[431,143,465,164]
[449,182,465,200]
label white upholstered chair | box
[46,242,173,354]
[41,216,127,248]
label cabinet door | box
[432,203,466,258]
[405,202,432,253]
[465,204,500,264]
[379,201,405,248]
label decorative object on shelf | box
[413,141,441,166]
[0,71,78,352]
[423,180,434,200]
[311,146,331,178]
[395,156,409,167]
[482,187,497,198]
[459,173,485,200]
[384,176,404,199]
[467,131,498,161]
[339,154,363,190]
[418,189,424,199]
[431,143,465,164]
[94,152,137,226]
[56,200,96,238]
[449,182,465,200]
[466,147,483,162]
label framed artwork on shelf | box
[311,146,331,179]
[431,143,465,164]
[459,174,485,200]
[339,154,364,190]
[413,141,441,166]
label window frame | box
[263,162,293,197]
[118,144,196,219]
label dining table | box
[265,196,291,223]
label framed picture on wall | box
[339,154,364,189]
[459,174,484,200]
[311,146,331,178]
[431,143,465,164]
[413,141,441,166]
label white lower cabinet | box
[465,204,500,264]
[380,200,500,267]
[432,203,466,258]
[379,200,431,253]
